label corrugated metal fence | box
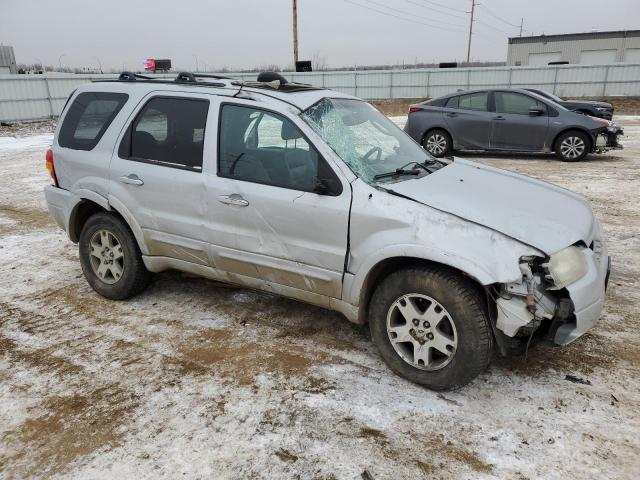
[2,63,640,122]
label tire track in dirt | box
[0,204,54,236]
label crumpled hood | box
[389,159,596,254]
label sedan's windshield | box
[301,98,438,184]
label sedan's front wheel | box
[555,130,590,162]
[369,266,493,390]
[422,129,452,157]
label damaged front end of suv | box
[493,226,610,353]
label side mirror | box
[529,107,545,116]
[314,177,341,196]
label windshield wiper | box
[373,168,422,180]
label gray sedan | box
[404,89,623,161]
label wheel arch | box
[69,197,149,256]
[421,126,453,145]
[552,127,594,153]
[355,256,488,325]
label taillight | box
[45,148,58,187]
[409,106,421,113]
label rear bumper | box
[44,185,73,233]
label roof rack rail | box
[191,72,233,80]
[94,71,228,88]
[119,71,154,81]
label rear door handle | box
[493,116,505,120]
[446,112,458,117]
[218,194,249,207]
[119,174,144,186]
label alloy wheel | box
[89,229,125,285]
[560,136,585,159]
[426,134,447,155]
[386,293,458,371]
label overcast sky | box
[1,0,639,71]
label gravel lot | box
[1,116,639,479]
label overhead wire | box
[365,0,467,29]
[343,0,467,33]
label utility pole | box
[292,0,299,67]
[466,0,476,63]
[519,18,524,37]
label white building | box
[0,46,17,74]
[507,30,640,66]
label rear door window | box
[457,92,488,111]
[119,97,209,171]
[58,92,128,150]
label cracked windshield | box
[302,98,439,184]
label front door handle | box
[119,174,144,186]
[446,112,458,117]
[493,115,506,121]
[218,194,249,207]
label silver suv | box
[44,72,611,390]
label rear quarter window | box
[58,92,128,151]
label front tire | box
[555,130,590,162]
[79,212,151,300]
[369,266,493,390]
[422,129,452,157]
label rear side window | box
[58,92,128,151]
[118,97,209,172]
[457,92,488,111]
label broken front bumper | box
[496,223,610,346]
[554,241,610,345]
[594,125,624,152]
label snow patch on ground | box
[1,117,639,479]
[0,134,53,151]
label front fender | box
[344,181,543,307]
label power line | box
[475,19,516,37]
[479,5,520,27]
[401,0,468,20]
[365,0,467,28]
[479,4,536,34]
[343,0,467,32]
[410,0,468,14]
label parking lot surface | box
[1,117,639,479]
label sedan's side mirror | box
[529,107,545,116]
[314,177,342,196]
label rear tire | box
[555,130,590,162]
[79,212,151,300]
[369,266,493,391]
[422,129,452,157]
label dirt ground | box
[1,116,639,479]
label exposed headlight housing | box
[543,246,588,289]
